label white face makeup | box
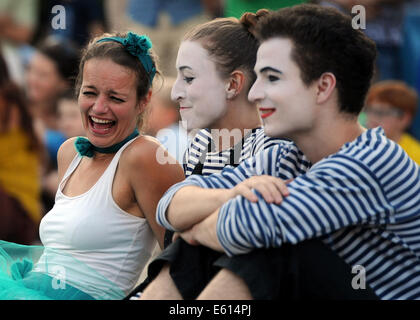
[248,38,317,138]
[171,41,228,131]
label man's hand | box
[178,210,224,252]
[172,231,199,245]
[177,228,200,246]
[230,175,291,204]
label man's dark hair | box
[255,4,377,115]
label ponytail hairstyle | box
[182,9,269,91]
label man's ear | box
[226,70,245,100]
[316,72,336,104]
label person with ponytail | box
[128,10,299,299]
[0,32,184,300]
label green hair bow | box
[97,32,156,82]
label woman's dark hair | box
[75,32,160,129]
[37,36,80,87]
[182,10,269,91]
[0,81,42,155]
[0,53,41,154]
[254,4,377,115]
[0,54,10,86]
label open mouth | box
[89,116,116,132]
[259,108,276,119]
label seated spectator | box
[25,35,79,213]
[57,90,85,139]
[43,90,85,198]
[25,36,79,165]
[0,0,39,85]
[0,53,42,244]
[365,80,420,164]
[0,31,184,300]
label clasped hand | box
[175,175,293,246]
[229,175,292,204]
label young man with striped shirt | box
[142,5,420,300]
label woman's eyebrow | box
[179,66,193,71]
[108,90,128,97]
[82,85,97,90]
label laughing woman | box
[0,32,184,300]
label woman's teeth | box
[90,116,114,124]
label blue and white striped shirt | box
[157,127,296,229]
[183,128,283,177]
[157,127,420,299]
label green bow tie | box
[74,129,139,158]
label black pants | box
[215,239,378,299]
[127,238,378,300]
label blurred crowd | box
[1,0,420,245]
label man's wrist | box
[194,209,224,252]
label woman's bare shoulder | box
[121,135,184,180]
[57,137,79,179]
[122,135,166,165]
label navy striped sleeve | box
[156,151,259,231]
[156,177,207,230]
[156,143,299,231]
[252,129,287,156]
[216,154,395,256]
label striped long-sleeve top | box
[160,127,284,248]
[182,127,283,176]
[157,127,420,299]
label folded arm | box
[157,143,300,231]
[182,155,393,256]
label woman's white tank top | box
[37,138,156,298]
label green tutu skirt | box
[0,240,125,300]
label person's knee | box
[197,268,253,300]
[159,264,171,279]
[141,263,183,300]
